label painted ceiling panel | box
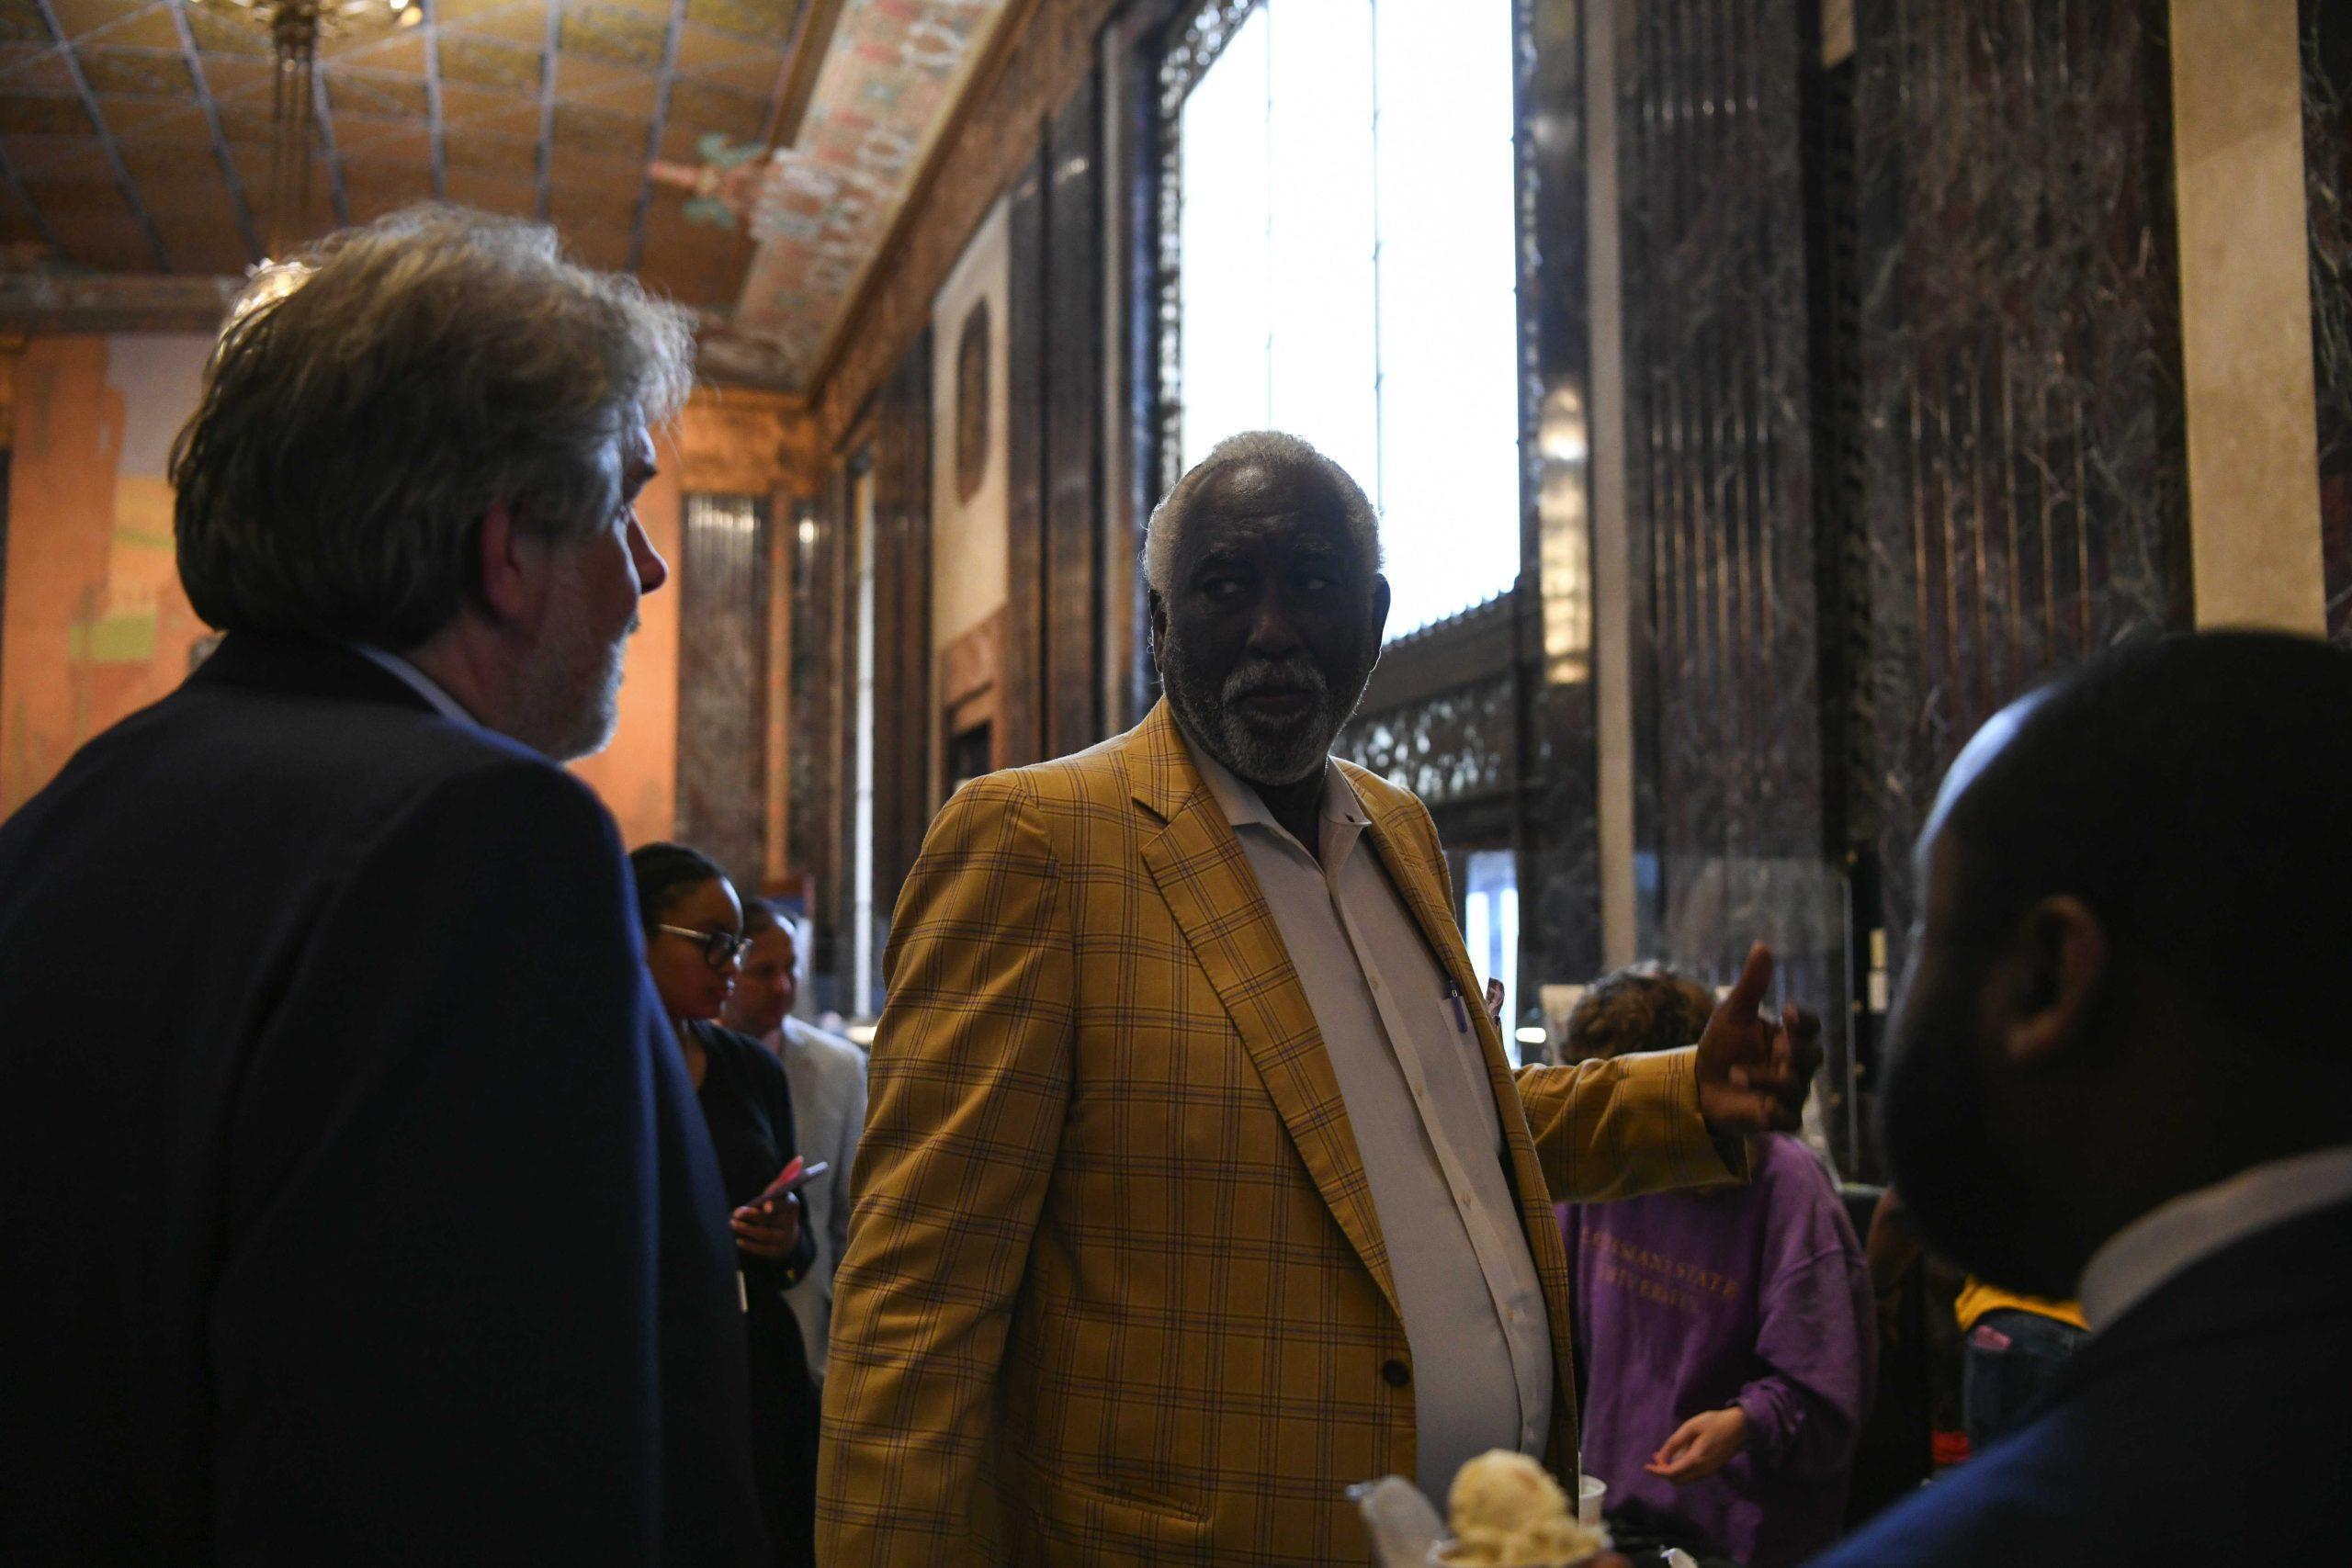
[180,7,267,55]
[437,0,537,25]
[20,175,133,222]
[2,51,85,95]
[2,0,1020,398]
[435,31,544,90]
[662,72,762,141]
[102,96,203,137]
[440,126,537,172]
[74,45,193,95]
[149,208,250,271]
[343,160,439,208]
[90,5,180,46]
[0,115,94,164]
[330,67,436,120]
[0,2,46,43]
[440,165,537,213]
[0,131,87,175]
[552,99,651,159]
[560,1,668,69]
[668,54,778,100]
[339,28,427,72]
[440,98,545,141]
[54,213,160,270]
[560,66,662,117]
[192,53,272,96]
[117,137,223,186]
[338,125,437,165]
[680,0,794,43]
[47,0,137,39]
[435,80,537,125]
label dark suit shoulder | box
[1813,1214,2352,1567]
[3,649,559,858]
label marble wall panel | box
[790,476,846,1010]
[1618,0,1844,1032]
[1523,0,1603,1008]
[675,494,772,892]
[873,337,935,909]
[1856,0,2188,963]
[2304,0,2352,644]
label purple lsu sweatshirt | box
[1557,1134,1876,1568]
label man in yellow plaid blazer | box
[820,434,1811,1565]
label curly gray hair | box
[172,205,695,650]
[1142,430,1383,596]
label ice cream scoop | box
[1438,1450,1606,1568]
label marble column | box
[2171,0,2326,634]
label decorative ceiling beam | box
[32,0,172,270]
[534,0,563,221]
[167,0,267,263]
[0,272,242,333]
[627,0,687,272]
[423,0,448,200]
[762,0,844,151]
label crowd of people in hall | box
[3,206,2347,1568]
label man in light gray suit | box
[726,897,868,1382]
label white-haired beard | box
[1159,636,1375,788]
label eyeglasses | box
[653,924,752,969]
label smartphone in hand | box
[750,1157,829,1209]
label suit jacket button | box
[1382,1358,1411,1388]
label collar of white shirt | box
[348,643,482,731]
[1180,729,1370,855]
[2078,1142,2352,1331]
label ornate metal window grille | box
[1152,0,1262,503]
[1335,591,1520,812]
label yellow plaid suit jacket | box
[818,702,1736,1565]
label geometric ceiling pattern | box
[0,0,1012,389]
[0,0,797,304]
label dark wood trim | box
[1042,68,1105,757]
[764,0,850,152]
[1001,144,1050,766]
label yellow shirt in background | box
[1955,1279,2087,1331]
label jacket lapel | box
[1127,705,1403,1324]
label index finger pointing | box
[1724,942,1774,1019]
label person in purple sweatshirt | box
[1556,966,1875,1568]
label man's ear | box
[1369,574,1391,647]
[1993,895,2109,1069]
[1146,589,1167,671]
[475,502,550,628]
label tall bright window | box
[1174,0,1521,638]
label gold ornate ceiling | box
[0,0,1015,389]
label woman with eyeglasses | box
[628,841,819,1568]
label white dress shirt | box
[350,643,479,729]
[1184,735,1554,1502]
[2079,1143,2352,1331]
[767,1016,869,1382]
